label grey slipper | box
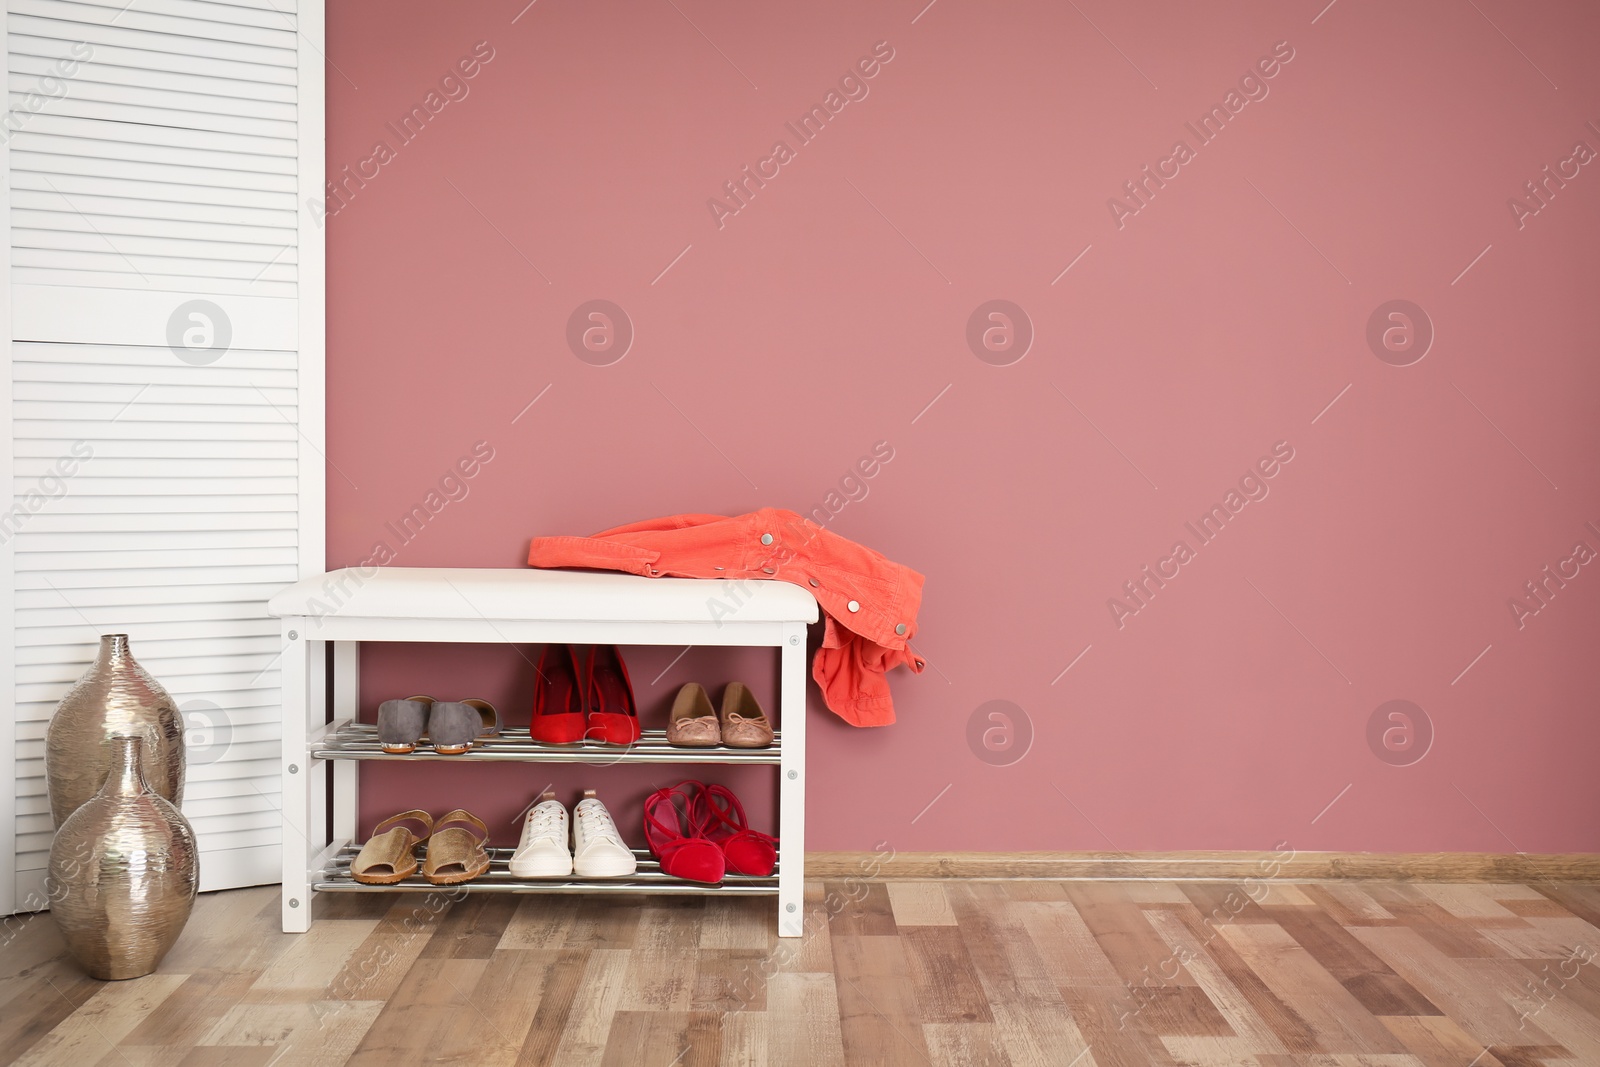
[377,695,434,753]
[429,698,500,754]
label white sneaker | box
[573,792,636,877]
[509,792,571,877]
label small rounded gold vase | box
[46,633,184,829]
[50,734,198,980]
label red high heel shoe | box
[643,783,725,884]
[584,645,642,745]
[692,783,777,877]
[530,644,585,744]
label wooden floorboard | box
[6,879,1600,1065]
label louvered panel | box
[16,448,297,469]
[13,57,297,104]
[20,596,296,627]
[14,208,296,246]
[11,250,297,287]
[20,114,295,161]
[15,148,293,192]
[14,440,298,461]
[18,526,295,552]
[12,462,296,482]
[12,90,297,138]
[15,377,295,404]
[10,13,296,64]
[16,546,299,569]
[10,31,295,82]
[12,188,296,228]
[6,0,313,907]
[175,824,281,855]
[12,228,296,267]
[16,400,296,425]
[8,496,296,517]
[17,375,294,399]
[12,1,296,47]
[11,336,298,888]
[9,6,299,294]
[13,171,297,211]
[12,268,296,297]
[19,346,296,375]
[16,582,289,609]
[15,563,298,588]
[9,70,295,123]
[14,136,294,178]
[63,0,296,31]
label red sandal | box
[692,782,777,877]
[643,782,725,884]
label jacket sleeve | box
[809,615,924,727]
[589,514,730,537]
[526,535,660,575]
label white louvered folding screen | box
[1,0,325,911]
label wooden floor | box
[6,880,1600,1065]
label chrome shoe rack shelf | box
[268,566,817,936]
[311,723,783,764]
[313,845,780,895]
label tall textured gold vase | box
[49,734,198,979]
[46,634,184,828]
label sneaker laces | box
[576,800,622,847]
[525,802,565,844]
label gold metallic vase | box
[46,634,184,829]
[50,734,198,980]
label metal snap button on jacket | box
[760,533,773,545]
[895,623,907,635]
[847,600,860,612]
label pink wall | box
[325,0,1600,854]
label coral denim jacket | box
[526,509,924,726]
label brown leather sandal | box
[423,808,491,885]
[350,809,433,884]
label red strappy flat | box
[692,782,777,877]
[643,782,725,884]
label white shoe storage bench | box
[267,567,818,936]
